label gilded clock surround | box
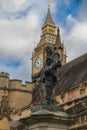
[34,57,42,70]
[32,48,44,75]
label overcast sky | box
[0,0,87,82]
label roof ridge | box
[62,53,87,67]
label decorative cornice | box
[8,88,32,93]
[0,87,32,93]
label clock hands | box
[36,61,40,65]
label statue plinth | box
[20,104,73,130]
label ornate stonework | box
[0,95,11,120]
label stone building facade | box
[0,72,33,129]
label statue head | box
[45,45,54,55]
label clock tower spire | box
[32,3,66,75]
[41,2,57,36]
[43,1,55,27]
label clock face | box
[34,57,42,70]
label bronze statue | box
[32,45,61,105]
[30,81,45,106]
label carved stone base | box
[20,104,73,130]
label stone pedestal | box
[21,104,73,130]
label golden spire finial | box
[48,0,50,9]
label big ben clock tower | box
[32,3,66,75]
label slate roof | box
[56,53,87,95]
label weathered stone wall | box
[0,117,10,130]
[0,72,33,111]
[8,91,32,109]
[0,72,33,129]
[56,82,87,110]
[0,72,9,88]
[0,72,9,103]
[8,80,33,109]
